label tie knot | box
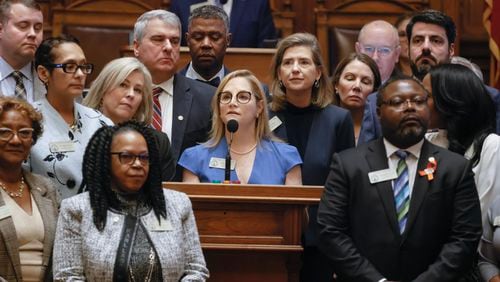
[11,71,23,80]
[197,77,220,87]
[395,150,408,160]
[152,87,162,97]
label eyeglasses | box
[111,152,149,165]
[46,63,94,74]
[380,96,428,110]
[0,127,34,141]
[360,45,395,57]
[219,91,253,104]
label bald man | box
[356,20,401,82]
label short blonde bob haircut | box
[205,69,275,147]
[270,33,333,111]
[84,57,153,123]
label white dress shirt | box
[0,57,38,103]
[155,77,174,140]
[383,138,424,198]
[185,61,225,84]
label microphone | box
[225,119,239,181]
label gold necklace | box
[0,176,25,198]
[129,248,155,282]
[230,143,257,155]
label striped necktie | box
[152,87,162,131]
[11,71,27,100]
[394,150,410,234]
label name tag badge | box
[0,205,11,220]
[149,217,173,232]
[209,157,235,170]
[368,168,397,184]
[49,141,76,153]
[494,216,500,227]
[269,116,283,132]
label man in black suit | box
[318,75,482,281]
[133,10,215,180]
[180,5,230,87]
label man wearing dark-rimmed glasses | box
[318,75,481,281]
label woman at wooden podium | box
[268,33,356,282]
[178,70,302,185]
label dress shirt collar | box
[383,138,424,160]
[0,57,34,82]
[154,76,174,96]
[185,61,225,83]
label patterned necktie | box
[152,87,162,131]
[394,150,410,234]
[11,71,27,100]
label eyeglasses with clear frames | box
[360,45,395,57]
[219,91,253,104]
[111,152,149,166]
[380,96,429,111]
[46,63,94,74]
[0,127,34,141]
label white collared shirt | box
[383,138,424,197]
[185,61,225,83]
[154,77,174,140]
[0,57,37,103]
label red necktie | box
[152,87,162,131]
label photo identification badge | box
[368,168,397,184]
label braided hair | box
[82,121,166,231]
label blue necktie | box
[394,150,410,234]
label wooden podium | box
[163,182,323,282]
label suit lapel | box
[172,74,193,159]
[365,139,400,235]
[0,191,22,280]
[402,140,438,240]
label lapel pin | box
[178,115,184,121]
[419,156,437,181]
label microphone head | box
[226,119,239,133]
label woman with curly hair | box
[53,121,208,281]
[0,97,59,281]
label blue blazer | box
[171,74,215,179]
[359,86,500,145]
[170,0,277,47]
[270,105,355,246]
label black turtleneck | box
[283,102,318,159]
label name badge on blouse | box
[49,141,75,153]
[149,217,173,232]
[368,168,397,184]
[494,216,500,227]
[209,157,235,170]
[269,116,283,132]
[0,205,11,220]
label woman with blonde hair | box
[84,57,175,181]
[268,32,355,282]
[178,69,302,184]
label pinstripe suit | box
[0,171,59,282]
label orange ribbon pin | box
[419,157,437,181]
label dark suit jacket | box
[270,105,355,245]
[0,171,59,282]
[359,86,500,144]
[317,139,482,281]
[151,129,176,182]
[171,74,215,180]
[170,0,277,47]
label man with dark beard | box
[359,9,500,143]
[318,75,482,281]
